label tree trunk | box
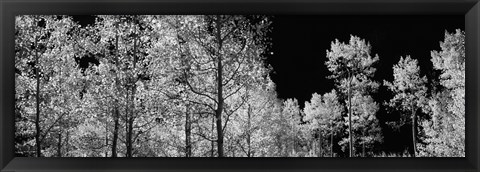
[65,131,69,157]
[211,115,215,157]
[331,125,334,157]
[362,131,365,157]
[319,132,322,157]
[34,31,41,157]
[125,88,135,157]
[247,103,251,157]
[57,133,62,157]
[312,140,316,156]
[412,107,417,157]
[362,141,365,157]
[111,21,120,157]
[185,104,192,157]
[125,91,131,157]
[126,115,133,157]
[111,109,119,157]
[293,125,296,156]
[214,15,225,157]
[126,19,139,158]
[348,73,354,157]
[105,119,109,157]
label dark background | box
[73,15,464,154]
[268,15,463,106]
[266,15,464,154]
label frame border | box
[1,0,479,172]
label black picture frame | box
[1,0,479,172]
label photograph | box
[14,15,465,158]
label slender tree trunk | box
[319,132,322,157]
[348,73,354,157]
[111,21,120,157]
[57,133,62,157]
[124,95,135,157]
[293,124,296,156]
[312,140,316,156]
[34,31,41,157]
[105,118,109,157]
[125,91,131,157]
[362,141,365,157]
[126,116,133,157]
[331,125,334,157]
[214,15,224,157]
[362,131,365,157]
[112,109,119,157]
[65,131,69,157]
[211,115,215,157]
[247,103,251,157]
[185,104,192,157]
[124,100,131,157]
[126,19,139,158]
[412,107,417,157]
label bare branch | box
[222,94,248,133]
[186,99,216,112]
[224,83,246,100]
[183,72,218,104]
[40,112,69,143]
[235,139,248,156]
[222,53,247,86]
[192,132,217,142]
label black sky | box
[267,15,464,108]
[267,15,464,153]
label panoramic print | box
[14,15,464,157]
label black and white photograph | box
[14,15,465,158]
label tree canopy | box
[14,15,465,157]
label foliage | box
[14,15,465,157]
[384,55,428,157]
[418,30,465,157]
[303,89,344,157]
[325,35,380,157]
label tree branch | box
[224,83,246,100]
[39,112,69,143]
[222,53,247,86]
[222,94,248,133]
[183,71,218,104]
[186,99,216,112]
[192,132,217,142]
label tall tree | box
[345,92,382,157]
[430,29,465,121]
[282,98,302,156]
[83,15,139,157]
[15,15,84,157]
[40,16,85,157]
[166,15,271,157]
[263,98,289,156]
[219,78,277,157]
[384,56,428,157]
[419,29,465,157]
[15,15,46,157]
[304,89,344,157]
[83,15,156,157]
[304,92,324,157]
[325,35,379,157]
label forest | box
[14,15,465,157]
